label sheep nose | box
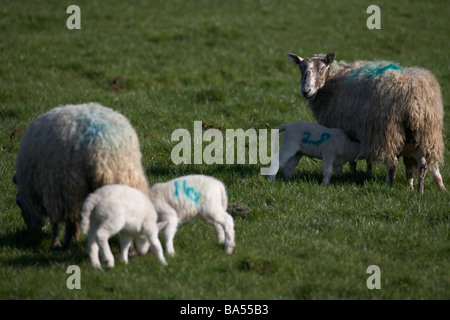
[302,88,312,96]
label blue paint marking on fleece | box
[76,109,119,148]
[344,62,402,86]
[80,116,111,146]
[174,180,200,204]
[368,63,402,78]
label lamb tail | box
[355,149,366,162]
[80,193,97,234]
[277,124,288,132]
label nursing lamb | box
[287,52,445,193]
[268,122,360,185]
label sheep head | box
[13,175,47,229]
[287,52,336,100]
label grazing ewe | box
[287,52,445,193]
[80,184,167,269]
[268,122,360,185]
[14,103,150,249]
[150,175,235,256]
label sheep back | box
[150,175,228,222]
[312,60,444,165]
[15,102,150,229]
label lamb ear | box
[287,53,303,65]
[325,52,336,65]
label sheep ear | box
[325,52,336,65]
[287,53,303,65]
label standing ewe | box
[150,175,235,256]
[14,102,150,249]
[268,122,360,185]
[287,52,445,193]
[80,184,167,269]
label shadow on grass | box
[0,227,47,250]
[0,227,86,267]
[146,161,372,187]
[274,170,370,187]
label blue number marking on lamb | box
[182,180,200,203]
[301,132,331,146]
[174,180,200,204]
[174,180,180,198]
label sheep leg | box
[161,216,179,257]
[366,159,373,178]
[429,165,445,191]
[142,224,167,265]
[223,213,235,254]
[417,154,428,194]
[334,165,343,176]
[96,230,115,269]
[403,156,417,190]
[321,158,334,185]
[282,152,303,180]
[88,228,102,269]
[349,161,357,175]
[62,221,78,250]
[118,233,133,264]
[385,157,398,187]
[51,222,61,248]
[204,217,225,244]
[206,212,235,254]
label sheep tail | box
[80,193,98,234]
[277,124,288,132]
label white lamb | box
[150,175,235,256]
[268,122,361,185]
[80,184,167,269]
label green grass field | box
[0,0,449,300]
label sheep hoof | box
[61,243,72,251]
[160,258,168,266]
[51,244,62,251]
[225,243,235,255]
[167,251,176,257]
[51,237,61,249]
[91,263,103,270]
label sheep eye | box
[319,66,327,74]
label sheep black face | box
[287,52,336,100]
[13,175,46,229]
